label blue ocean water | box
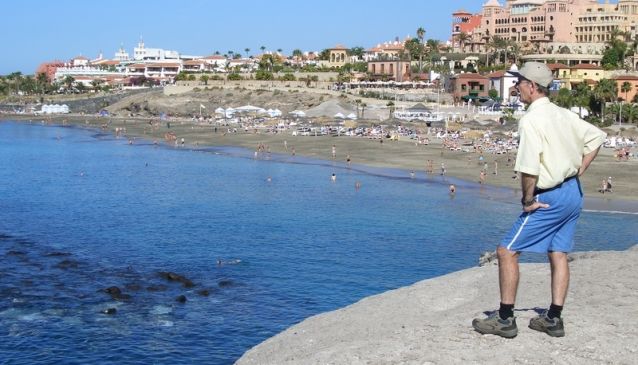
[0,121,636,364]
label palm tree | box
[361,102,367,119]
[63,75,75,91]
[292,49,303,59]
[485,35,503,67]
[573,82,592,117]
[622,103,638,124]
[386,101,395,119]
[457,32,470,53]
[593,79,618,124]
[507,40,521,65]
[36,72,48,94]
[200,75,210,86]
[7,72,23,94]
[489,36,509,65]
[416,27,426,74]
[554,88,573,108]
[621,81,632,101]
[21,75,36,95]
[244,48,250,58]
[260,45,266,54]
[426,39,441,69]
[90,79,102,92]
[482,33,492,68]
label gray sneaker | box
[472,312,518,338]
[529,310,565,337]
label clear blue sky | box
[7,0,599,75]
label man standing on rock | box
[472,62,606,338]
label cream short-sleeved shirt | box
[515,97,606,189]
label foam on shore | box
[237,246,638,365]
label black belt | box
[534,175,578,195]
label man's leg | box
[498,246,520,306]
[471,246,520,338]
[528,251,568,337]
[548,251,570,306]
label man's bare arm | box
[521,173,538,203]
[579,146,601,176]
[521,172,550,212]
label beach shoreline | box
[4,113,637,213]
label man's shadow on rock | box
[482,307,546,316]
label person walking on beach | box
[472,62,606,339]
[599,178,608,194]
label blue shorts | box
[500,177,583,253]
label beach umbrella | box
[346,113,357,120]
[334,112,345,119]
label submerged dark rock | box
[176,295,187,303]
[218,280,234,288]
[125,283,142,291]
[146,284,168,292]
[158,271,195,288]
[103,286,122,295]
[196,289,211,297]
[6,250,27,256]
[44,252,72,257]
[101,286,131,301]
[55,259,80,270]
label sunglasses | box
[515,79,533,89]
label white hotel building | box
[53,38,206,86]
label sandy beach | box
[3,112,637,212]
[236,245,638,365]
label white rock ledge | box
[237,245,638,365]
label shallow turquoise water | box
[0,121,636,364]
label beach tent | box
[334,112,345,119]
[346,113,357,120]
[407,103,431,112]
[224,107,236,118]
[289,110,306,117]
[214,107,225,115]
[236,105,266,114]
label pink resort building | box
[452,0,638,66]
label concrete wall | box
[165,80,336,96]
